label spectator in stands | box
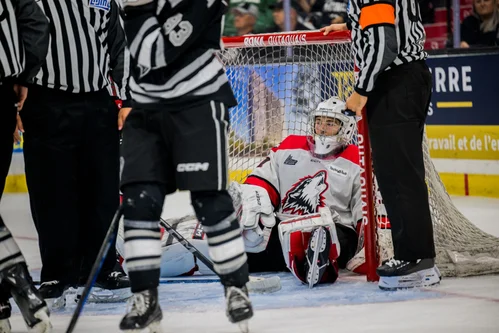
[224,0,277,36]
[232,2,259,35]
[266,0,315,32]
[461,0,499,47]
[419,0,436,24]
[301,0,349,28]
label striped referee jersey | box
[348,0,427,95]
[0,0,49,84]
[33,0,131,105]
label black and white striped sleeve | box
[14,0,50,84]
[108,0,131,107]
[355,0,398,96]
[123,0,226,71]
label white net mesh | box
[219,32,499,277]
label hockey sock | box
[191,190,249,287]
[122,184,165,293]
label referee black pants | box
[21,85,120,286]
[0,83,17,202]
[366,60,436,261]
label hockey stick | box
[159,217,281,294]
[65,205,124,333]
[159,217,215,271]
[140,192,280,293]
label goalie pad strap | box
[278,209,341,284]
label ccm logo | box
[177,162,210,172]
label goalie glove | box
[228,182,276,253]
[278,208,341,287]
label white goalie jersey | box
[245,135,362,230]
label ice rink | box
[1,192,498,333]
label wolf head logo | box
[281,170,329,215]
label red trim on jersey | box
[244,175,280,209]
[338,144,360,165]
[271,135,311,153]
[271,136,359,166]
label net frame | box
[219,31,499,282]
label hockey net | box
[219,31,499,281]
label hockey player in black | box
[0,0,51,331]
[119,0,253,332]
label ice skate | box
[76,270,132,303]
[0,263,52,332]
[38,280,67,309]
[304,226,331,288]
[119,288,162,333]
[225,286,253,333]
[377,258,442,290]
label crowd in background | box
[224,0,499,48]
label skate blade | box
[29,308,52,333]
[238,320,249,333]
[378,267,442,291]
[0,318,11,333]
[307,228,327,289]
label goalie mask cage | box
[218,31,499,282]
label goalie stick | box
[137,189,281,293]
[66,204,124,333]
[160,217,281,294]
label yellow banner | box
[426,125,499,160]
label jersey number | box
[163,13,193,47]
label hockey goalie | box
[116,97,391,287]
[233,96,365,287]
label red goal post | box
[220,31,380,282]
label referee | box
[18,0,132,304]
[322,0,440,290]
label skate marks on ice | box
[6,273,499,332]
[7,291,499,333]
[11,272,445,318]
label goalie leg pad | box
[346,221,394,275]
[278,209,341,286]
[191,190,249,287]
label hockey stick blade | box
[65,205,124,333]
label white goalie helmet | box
[307,97,357,158]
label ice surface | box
[1,193,498,333]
